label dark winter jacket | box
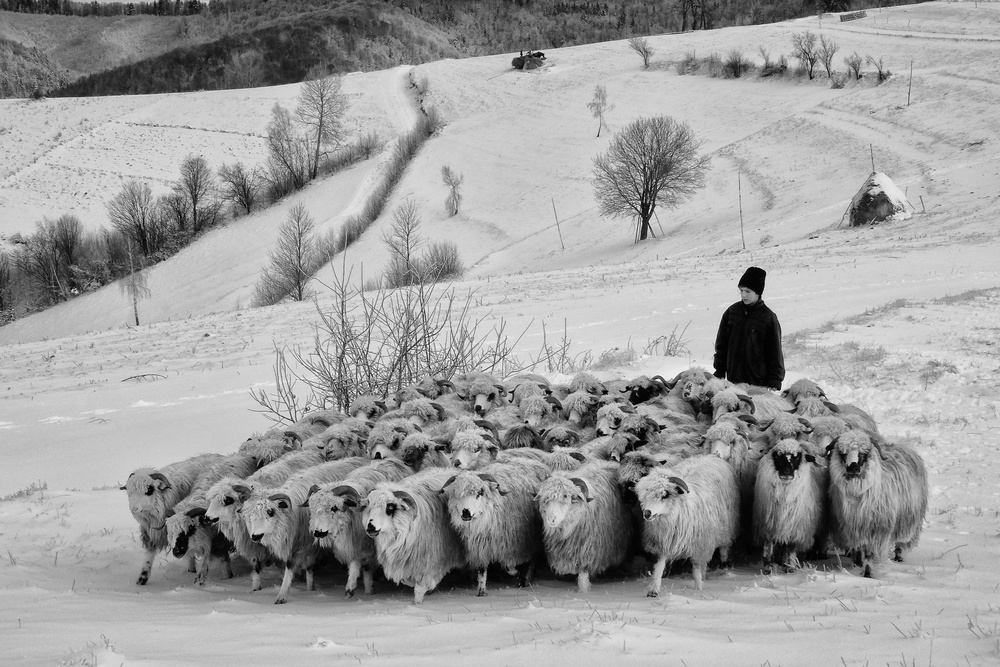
[713,299,785,390]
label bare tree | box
[593,115,710,243]
[819,35,839,79]
[587,84,615,137]
[382,199,424,287]
[628,36,654,68]
[172,154,219,233]
[107,180,160,257]
[266,103,309,193]
[792,31,819,79]
[441,165,464,216]
[253,203,317,305]
[866,55,890,82]
[218,162,262,215]
[844,51,863,80]
[222,49,265,89]
[118,241,151,326]
[296,73,349,181]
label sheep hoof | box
[646,590,658,598]
[477,589,488,597]
[862,565,874,579]
[345,588,356,599]
[136,573,149,585]
[274,597,287,605]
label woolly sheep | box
[366,417,419,460]
[562,389,602,428]
[635,455,740,594]
[535,461,634,592]
[618,374,670,405]
[440,458,551,596]
[753,438,828,574]
[461,371,509,416]
[594,400,636,436]
[241,456,368,603]
[164,453,261,585]
[806,415,853,455]
[703,419,764,547]
[519,393,563,428]
[348,394,388,421]
[827,430,929,578]
[796,396,879,433]
[450,430,502,470]
[502,422,544,450]
[540,424,583,451]
[396,432,451,471]
[302,417,372,460]
[362,468,466,604]
[204,449,327,592]
[122,453,223,585]
[305,458,414,597]
[781,378,827,405]
[567,370,607,396]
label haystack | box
[845,171,913,227]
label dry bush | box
[676,50,699,75]
[723,48,753,78]
[844,51,863,80]
[628,36,654,68]
[866,55,891,83]
[705,52,724,78]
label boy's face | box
[739,287,759,305]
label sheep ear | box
[668,476,689,494]
[486,444,500,460]
[477,473,507,496]
[569,478,592,502]
[185,507,207,519]
[393,491,417,512]
[165,508,176,518]
[569,451,587,462]
[119,484,127,491]
[545,395,563,411]
[824,401,841,414]
[149,472,171,490]
[804,454,817,463]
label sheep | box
[241,456,369,603]
[290,409,347,439]
[618,374,670,405]
[440,457,551,596]
[122,453,223,585]
[518,393,563,428]
[757,412,814,449]
[163,453,261,585]
[540,424,583,451]
[595,399,636,436]
[348,394,388,421]
[459,371,509,416]
[635,455,740,594]
[753,438,828,574]
[543,446,597,472]
[502,422,544,450]
[827,430,929,578]
[203,449,328,592]
[450,430,502,470]
[362,468,467,604]
[796,396,879,433]
[385,396,451,431]
[562,389,603,428]
[366,417,419,460]
[239,430,302,459]
[305,458,414,597]
[710,388,757,423]
[567,370,608,396]
[781,377,827,405]
[617,448,685,506]
[535,461,634,592]
[302,417,372,460]
[396,432,451,471]
[806,415,853,455]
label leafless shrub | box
[819,35,839,79]
[792,31,819,79]
[705,52,724,78]
[723,48,752,78]
[676,50,699,75]
[587,84,614,137]
[441,165,464,216]
[866,55,891,83]
[218,162,262,216]
[845,51,864,80]
[252,203,317,306]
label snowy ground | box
[2,4,1000,666]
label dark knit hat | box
[738,266,766,296]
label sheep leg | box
[250,559,263,592]
[362,565,374,595]
[274,566,295,604]
[187,554,198,573]
[783,549,801,573]
[576,571,591,593]
[761,541,775,575]
[647,557,668,597]
[136,548,156,585]
[476,567,488,597]
[892,544,905,563]
[304,566,314,591]
[194,553,210,585]
[220,551,234,580]
[516,560,535,588]
[861,550,876,579]
[345,561,361,598]
[692,561,706,590]
[412,583,429,605]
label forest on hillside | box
[0,0,923,98]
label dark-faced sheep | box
[635,455,740,594]
[753,438,828,574]
[396,432,451,471]
[122,453,223,585]
[362,468,466,604]
[302,417,372,460]
[366,417,419,460]
[440,458,550,596]
[535,461,634,592]
[305,458,414,597]
[827,430,929,578]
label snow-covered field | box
[2,4,1000,665]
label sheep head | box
[636,471,690,521]
[441,472,508,524]
[536,474,591,533]
[770,439,816,481]
[122,469,172,520]
[362,487,418,539]
[308,484,363,540]
[830,430,876,480]
[595,400,635,436]
[450,431,499,470]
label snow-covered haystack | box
[847,171,913,227]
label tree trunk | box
[638,202,652,241]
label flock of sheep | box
[122,367,929,604]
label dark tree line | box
[0,0,203,16]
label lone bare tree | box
[173,154,219,233]
[218,162,262,215]
[296,73,349,180]
[587,84,614,137]
[118,241,151,326]
[792,31,819,79]
[628,36,654,69]
[382,199,424,286]
[819,35,840,79]
[592,115,710,243]
[265,103,309,193]
[107,180,160,257]
[254,203,317,305]
[441,165,464,216]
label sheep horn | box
[797,417,814,433]
[329,485,361,507]
[493,383,508,397]
[299,484,322,507]
[268,493,293,508]
[185,507,207,519]
[824,401,841,414]
[437,379,454,392]
[737,414,759,426]
[439,475,459,494]
[474,419,500,443]
[544,395,563,410]
[392,490,417,512]
[165,508,175,518]
[738,394,756,414]
[431,402,447,421]
[232,484,251,500]
[564,430,581,446]
[283,431,302,446]
[477,473,508,496]
[311,416,333,428]
[668,476,689,494]
[758,418,776,430]
[149,472,171,489]
[657,374,677,390]
[568,478,592,502]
